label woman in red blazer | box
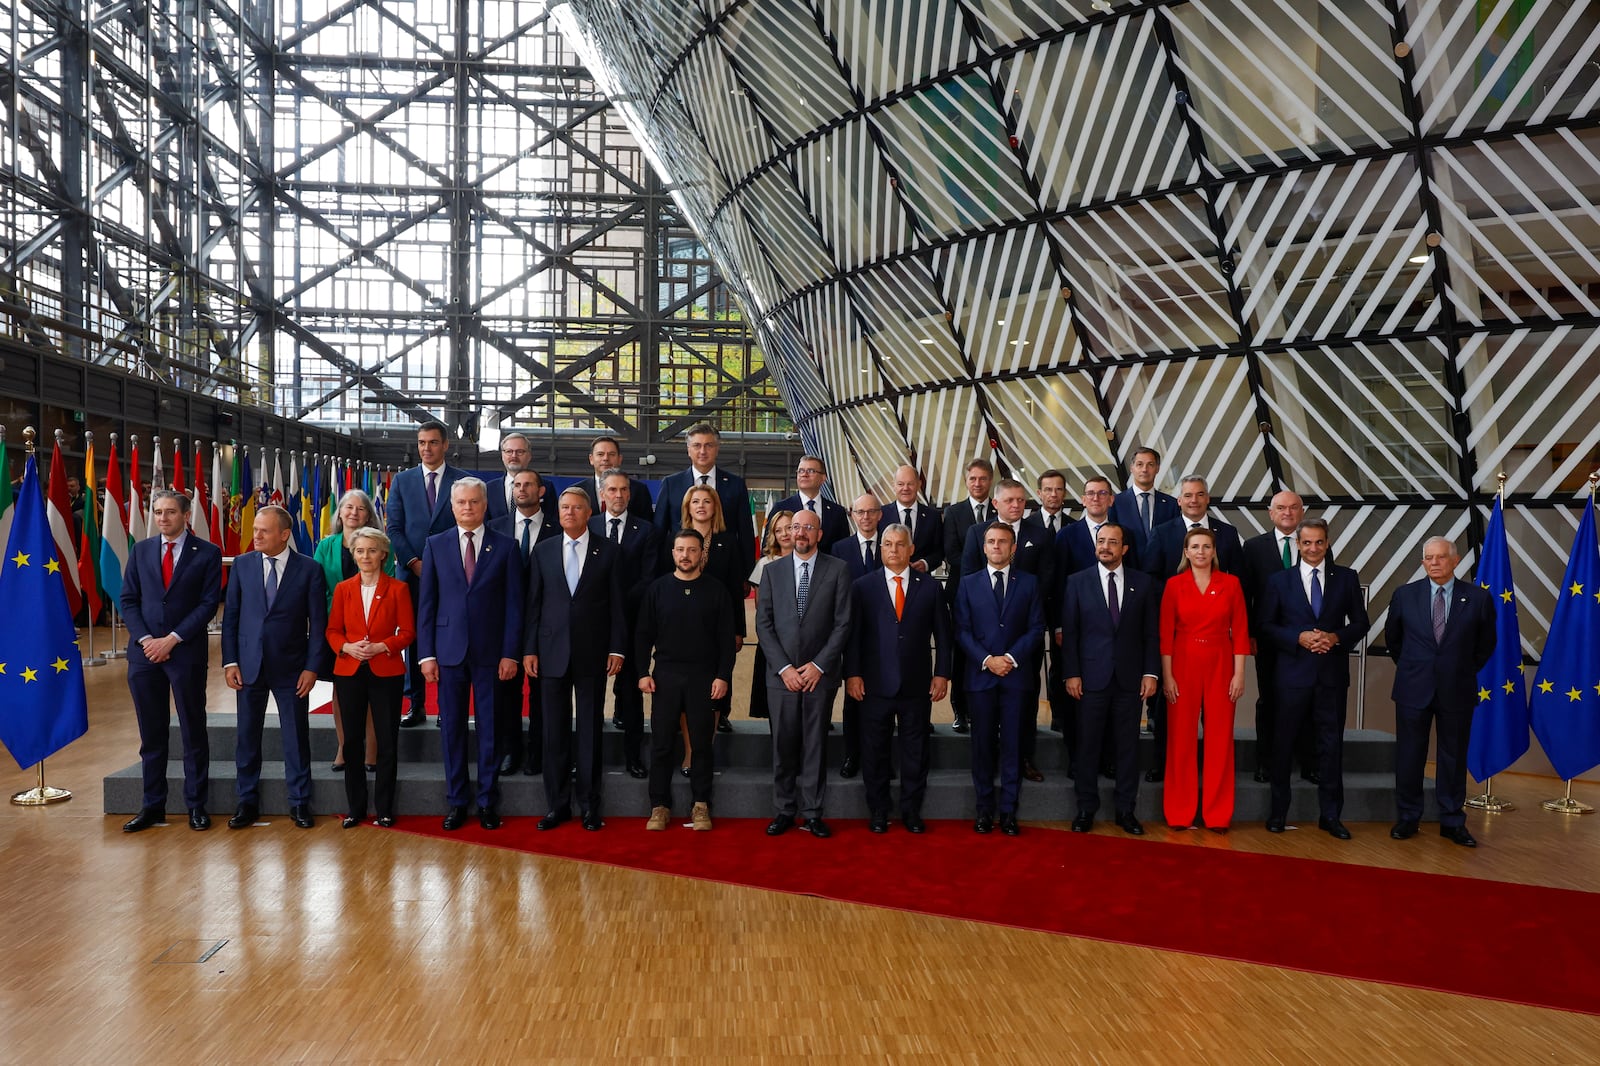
[1160,527,1250,832]
[326,527,416,827]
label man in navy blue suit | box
[772,454,852,552]
[882,464,943,575]
[590,468,660,778]
[1258,519,1370,839]
[387,420,466,727]
[484,431,557,526]
[417,477,525,832]
[222,506,329,829]
[576,435,654,524]
[831,493,884,778]
[955,523,1044,836]
[1147,475,1243,578]
[1055,476,1135,576]
[524,486,628,832]
[1058,523,1158,836]
[120,490,224,832]
[1110,445,1179,554]
[1385,535,1496,847]
[653,422,755,581]
[486,469,558,777]
[942,458,995,735]
[844,524,951,834]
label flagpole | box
[78,430,107,669]
[1468,472,1513,812]
[104,435,126,660]
[10,428,74,805]
[1540,470,1599,816]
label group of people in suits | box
[116,428,1499,850]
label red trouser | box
[1163,642,1236,828]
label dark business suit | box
[1385,578,1496,828]
[591,511,661,766]
[754,551,854,820]
[1058,564,1160,817]
[1260,563,1370,823]
[577,475,655,524]
[488,510,559,771]
[1242,530,1332,775]
[387,462,465,707]
[417,525,524,811]
[955,567,1044,817]
[942,497,991,723]
[831,533,884,769]
[1112,486,1179,554]
[772,493,852,552]
[524,533,628,817]
[654,467,756,581]
[222,551,329,808]
[881,500,944,575]
[485,472,559,523]
[844,568,952,821]
[122,534,223,812]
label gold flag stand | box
[11,760,72,805]
[1466,776,1514,812]
[1542,780,1594,815]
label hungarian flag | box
[77,436,103,619]
[45,438,83,617]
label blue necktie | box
[265,556,279,610]
[1139,492,1152,534]
[1432,585,1446,642]
[797,560,810,617]
[1309,567,1322,615]
[1107,570,1119,627]
[565,540,581,594]
[992,569,1005,612]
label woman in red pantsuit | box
[1160,527,1250,832]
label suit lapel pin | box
[483,544,492,553]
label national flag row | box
[0,434,390,616]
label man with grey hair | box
[831,492,886,778]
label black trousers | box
[542,672,606,815]
[1018,653,1042,766]
[129,657,209,810]
[1075,686,1141,816]
[648,666,717,808]
[841,693,861,765]
[494,674,542,769]
[1255,647,1316,774]
[402,569,426,708]
[860,695,931,817]
[1396,697,1473,827]
[613,657,645,764]
[1269,682,1346,822]
[334,666,404,819]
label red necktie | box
[893,575,904,621]
[162,541,175,589]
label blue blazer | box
[1384,578,1496,711]
[221,551,329,685]
[416,526,524,668]
[1058,565,1160,693]
[487,510,560,564]
[831,534,884,582]
[962,516,1058,625]
[844,569,952,699]
[485,471,560,523]
[121,535,223,667]
[1147,515,1243,578]
[589,511,661,617]
[387,463,467,570]
[522,533,629,677]
[1055,517,1142,578]
[880,501,944,574]
[654,467,755,580]
[954,568,1043,693]
[576,475,655,524]
[1260,564,1370,688]
[772,493,852,552]
[1111,486,1179,551]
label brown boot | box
[691,802,712,831]
[647,806,670,831]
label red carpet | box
[390,815,1600,1016]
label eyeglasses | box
[1083,489,1112,497]
[796,468,824,477]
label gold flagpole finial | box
[23,426,36,455]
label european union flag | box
[1530,495,1600,781]
[1468,496,1529,780]
[0,453,90,769]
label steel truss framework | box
[555,0,1600,650]
[1,0,789,467]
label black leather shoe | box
[480,809,502,831]
[582,811,605,831]
[1144,768,1163,783]
[839,757,859,779]
[679,766,690,778]
[400,706,425,728]
[801,817,832,838]
[497,754,519,776]
[1390,819,1420,840]
[611,715,624,730]
[1022,761,1044,783]
[227,804,258,830]
[122,808,164,833]
[951,714,970,734]
[974,814,993,834]
[626,759,648,780]
[716,715,733,734]
[341,816,361,829]
[766,813,795,836]
[1441,825,1477,848]
[442,806,468,831]
[188,808,210,831]
[523,757,541,776]
[869,813,889,834]
[999,813,1020,837]
[365,764,376,774]
[1301,770,1322,785]
[1266,819,1286,833]
[331,762,345,773]
[1319,817,1351,840]
[538,809,570,831]
[1071,813,1093,833]
[903,814,926,834]
[1049,719,1064,734]
[1253,769,1269,783]
[1099,764,1115,780]
[1115,813,1145,836]
[290,805,315,829]
[376,816,396,828]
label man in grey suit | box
[754,507,854,838]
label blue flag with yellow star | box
[1468,497,1529,780]
[0,453,90,769]
[1530,496,1600,781]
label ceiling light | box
[918,337,934,344]
[1408,254,1430,264]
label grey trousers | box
[768,684,835,819]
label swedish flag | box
[1530,496,1600,781]
[0,453,90,769]
[1468,496,1529,780]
